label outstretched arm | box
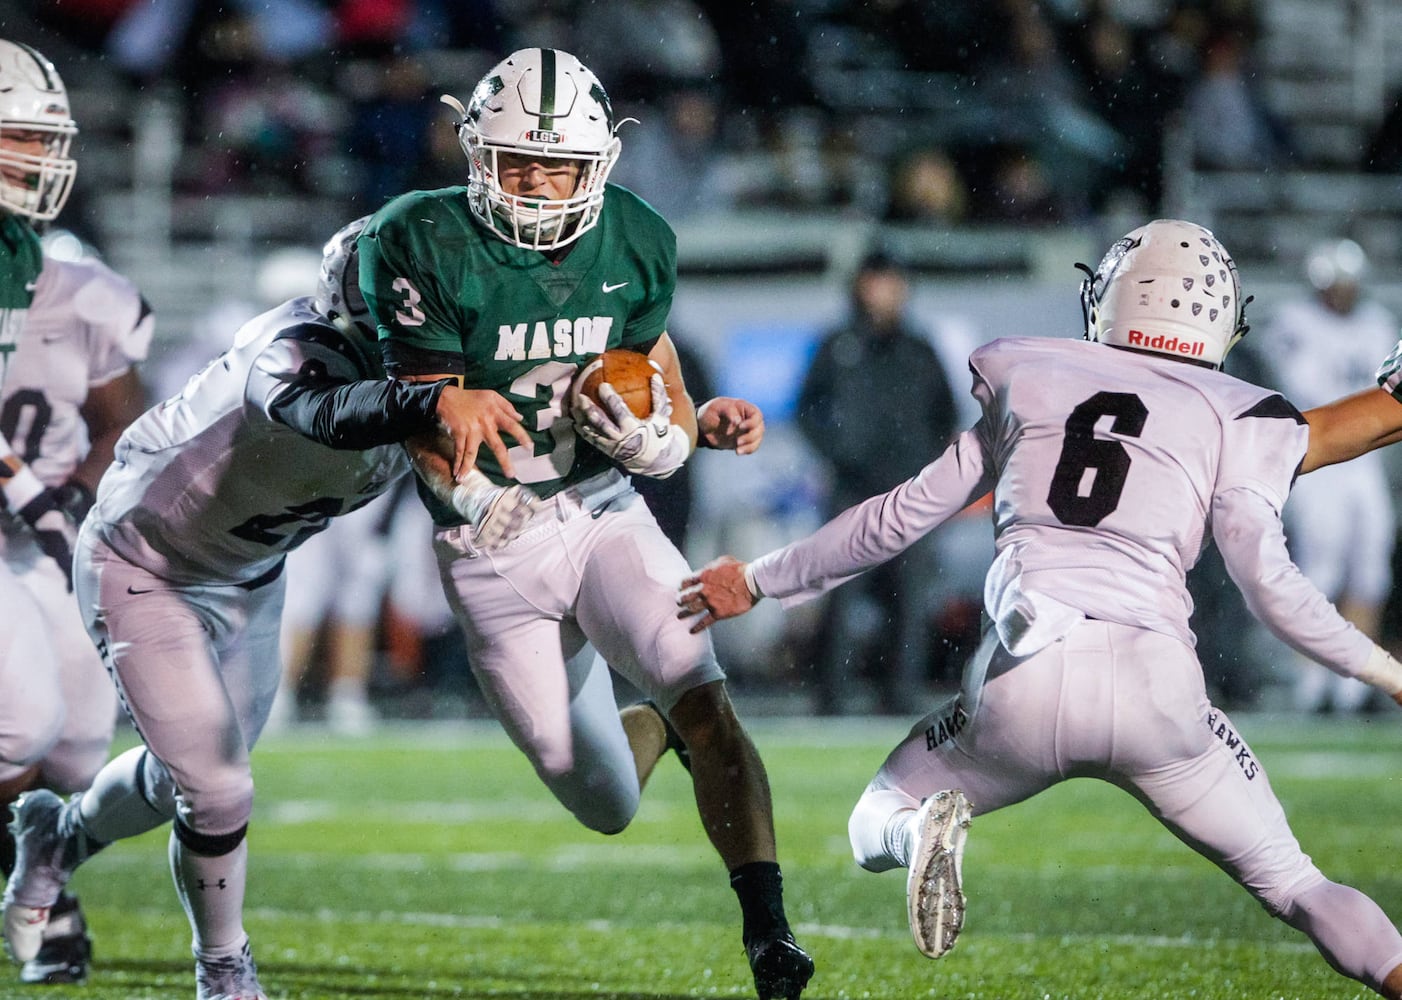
[1301,387,1402,474]
[678,427,994,632]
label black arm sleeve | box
[268,372,452,450]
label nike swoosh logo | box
[601,281,629,293]
[126,585,157,595]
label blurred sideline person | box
[1265,238,1398,714]
[357,48,812,1000]
[0,38,152,986]
[680,220,1402,999]
[795,250,958,715]
[2,217,533,1000]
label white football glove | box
[573,374,690,479]
[449,469,544,550]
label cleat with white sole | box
[196,938,268,1000]
[906,789,972,959]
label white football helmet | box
[1080,218,1249,369]
[315,215,374,338]
[441,47,621,251]
[0,40,77,222]
[1306,238,1367,291]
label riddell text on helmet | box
[1127,329,1205,357]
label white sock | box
[77,747,173,844]
[169,832,249,958]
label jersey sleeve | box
[1214,391,1308,513]
[750,424,994,606]
[618,216,676,350]
[360,198,469,377]
[1212,486,1374,676]
[69,260,154,386]
[250,322,445,448]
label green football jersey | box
[0,215,42,386]
[361,184,676,522]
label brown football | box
[573,348,660,419]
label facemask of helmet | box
[442,47,621,251]
[315,216,374,339]
[1079,218,1250,370]
[0,40,77,223]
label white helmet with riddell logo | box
[1080,218,1250,370]
[315,215,374,339]
[0,40,77,222]
[441,47,621,251]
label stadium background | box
[8,0,1402,710]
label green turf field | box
[10,711,1402,1000]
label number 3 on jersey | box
[1047,391,1148,527]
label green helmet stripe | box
[13,42,57,92]
[538,48,556,130]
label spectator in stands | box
[883,146,968,225]
[1182,26,1293,169]
[795,251,959,715]
[1263,239,1399,713]
[608,82,736,221]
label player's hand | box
[17,489,79,590]
[573,376,690,479]
[697,397,765,454]
[435,386,532,481]
[678,556,756,633]
[448,468,544,550]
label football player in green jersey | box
[359,47,813,1000]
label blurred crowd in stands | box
[22,0,1402,244]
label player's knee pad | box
[849,786,920,873]
[174,769,255,839]
[537,752,641,835]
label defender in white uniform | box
[0,218,537,1000]
[0,38,151,986]
[1266,239,1399,713]
[681,220,1402,999]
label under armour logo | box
[196,878,228,890]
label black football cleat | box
[746,931,814,1000]
[20,891,91,984]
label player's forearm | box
[270,375,451,449]
[753,429,992,605]
[1301,388,1402,474]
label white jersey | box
[90,296,408,586]
[753,337,1373,675]
[1267,297,1398,409]
[0,253,151,541]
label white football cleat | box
[196,938,269,1000]
[3,789,72,963]
[906,789,972,959]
